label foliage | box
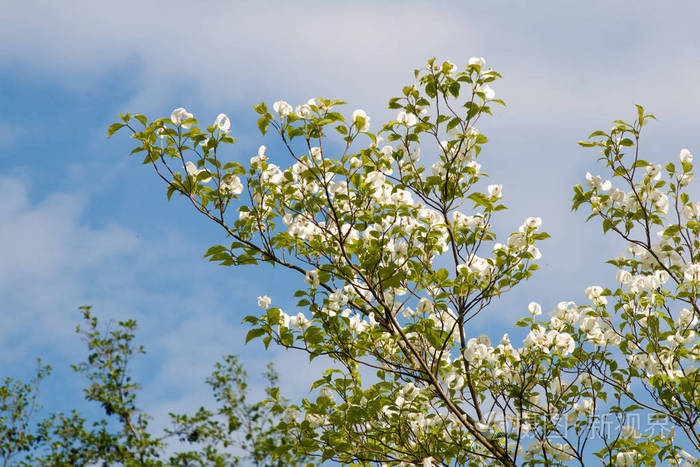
[5,56,700,466]
[111,57,700,465]
[0,359,50,466]
[0,307,302,466]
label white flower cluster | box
[277,310,310,331]
[171,107,194,128]
[185,161,212,183]
[522,440,574,462]
[120,60,700,467]
[523,325,575,355]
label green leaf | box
[446,117,461,133]
[266,307,281,326]
[257,117,270,136]
[107,123,126,138]
[663,224,681,236]
[204,245,228,258]
[245,328,266,344]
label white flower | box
[469,56,486,69]
[475,421,490,432]
[349,157,362,170]
[309,146,323,162]
[615,451,635,467]
[521,217,542,231]
[572,398,594,416]
[585,285,607,305]
[445,122,462,139]
[527,245,542,260]
[290,312,310,330]
[251,145,268,166]
[680,148,693,164]
[479,85,496,100]
[396,110,418,126]
[528,302,542,317]
[220,174,244,196]
[305,270,320,288]
[305,413,327,428]
[587,326,607,346]
[214,113,230,133]
[669,330,696,347]
[524,326,547,351]
[650,190,669,213]
[610,188,625,202]
[678,308,698,328]
[488,184,502,198]
[683,263,700,282]
[366,171,386,189]
[508,232,527,248]
[616,269,632,284]
[579,315,598,333]
[550,316,563,331]
[679,172,693,186]
[646,164,662,181]
[621,425,640,441]
[553,332,575,355]
[352,109,370,132]
[171,107,194,129]
[585,172,612,191]
[257,295,271,309]
[551,301,579,324]
[416,298,434,315]
[273,101,293,117]
[277,311,291,328]
[492,242,506,252]
[295,104,312,119]
[185,161,212,183]
[465,336,492,364]
[656,269,670,285]
[468,255,493,278]
[319,386,335,401]
[682,202,700,220]
[283,407,299,423]
[379,145,392,158]
[444,60,456,74]
[585,285,603,299]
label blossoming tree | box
[111,58,699,466]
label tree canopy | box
[3,58,699,466]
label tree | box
[5,56,698,465]
[1,307,304,466]
[109,57,700,465]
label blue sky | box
[2,0,700,451]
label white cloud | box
[3,0,699,122]
[0,176,317,439]
[0,177,139,360]
[5,1,695,341]
[0,178,136,283]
